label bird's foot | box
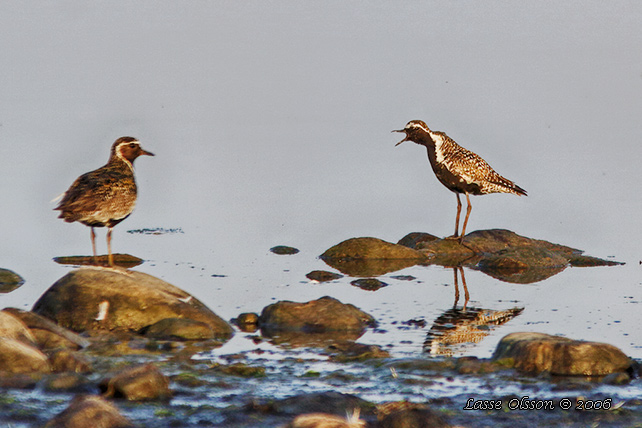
[444,234,461,241]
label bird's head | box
[392,120,431,146]
[112,137,155,164]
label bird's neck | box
[107,154,135,173]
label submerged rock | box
[45,394,133,428]
[0,268,25,293]
[32,268,234,339]
[492,332,632,376]
[270,245,300,255]
[350,278,388,291]
[143,318,215,341]
[377,401,450,428]
[259,296,376,335]
[100,363,171,401]
[306,270,344,282]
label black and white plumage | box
[394,120,526,242]
[55,137,154,266]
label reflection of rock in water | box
[424,306,523,356]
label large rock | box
[492,332,632,375]
[0,311,36,345]
[259,296,376,334]
[32,268,234,339]
[2,308,90,350]
[0,337,51,374]
[45,394,133,428]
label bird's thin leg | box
[459,193,472,244]
[446,193,462,240]
[458,266,469,310]
[90,227,97,264]
[107,227,114,267]
[453,267,459,308]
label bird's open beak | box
[392,129,408,146]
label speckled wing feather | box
[439,134,526,196]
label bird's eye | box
[129,143,137,148]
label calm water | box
[1,0,640,366]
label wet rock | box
[259,296,376,335]
[0,337,51,374]
[48,349,92,373]
[0,268,25,293]
[350,278,388,291]
[213,362,266,378]
[32,268,234,339]
[45,394,133,428]
[234,312,260,332]
[492,332,632,375]
[270,245,300,255]
[322,237,428,261]
[378,404,450,428]
[306,270,344,282]
[416,229,621,273]
[144,317,215,340]
[397,232,440,249]
[100,363,171,401]
[2,308,90,350]
[0,311,36,345]
[43,373,91,392]
[268,392,374,418]
[53,254,144,268]
[286,410,366,428]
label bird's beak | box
[141,148,155,156]
[392,129,408,146]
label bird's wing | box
[55,168,131,212]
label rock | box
[327,342,391,362]
[286,410,366,428]
[397,232,440,249]
[48,349,92,373]
[350,278,388,291]
[45,394,133,428]
[492,332,632,375]
[0,311,36,345]
[270,245,300,255]
[144,318,215,340]
[32,268,234,339]
[0,337,51,374]
[2,308,90,350]
[377,401,450,428]
[269,392,373,418]
[0,268,25,293]
[306,270,344,282]
[234,312,260,332]
[53,254,144,268]
[259,296,376,335]
[100,363,171,401]
[322,237,429,261]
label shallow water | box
[1,1,641,425]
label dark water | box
[0,1,641,425]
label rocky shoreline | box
[0,229,639,427]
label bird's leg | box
[458,266,469,311]
[90,227,97,264]
[107,227,114,267]
[445,193,462,240]
[459,193,472,244]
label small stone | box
[100,363,171,401]
[350,278,388,291]
[0,337,51,374]
[287,411,366,428]
[270,245,300,255]
[48,350,92,373]
[306,270,343,282]
[235,312,259,332]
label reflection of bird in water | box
[55,137,154,266]
[452,266,469,309]
[394,120,526,242]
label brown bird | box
[55,137,154,266]
[394,120,526,242]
